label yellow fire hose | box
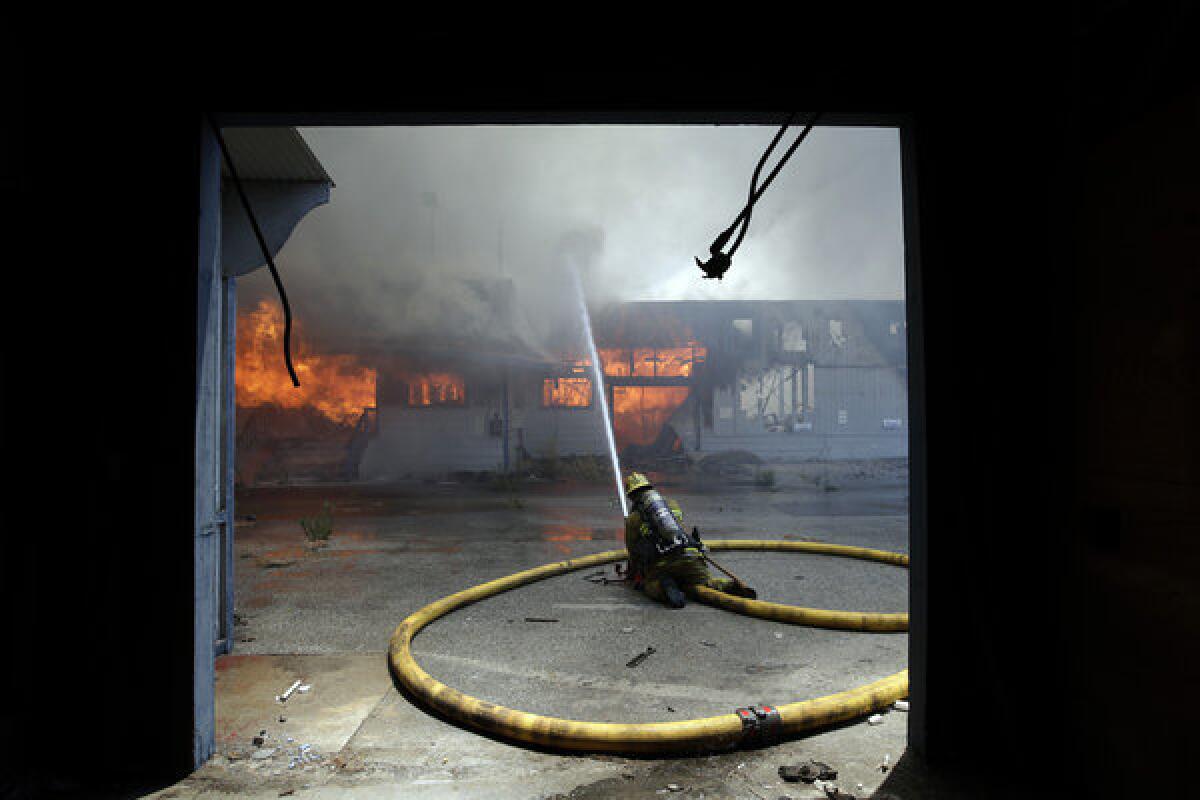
[388,539,909,754]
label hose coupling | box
[735,704,782,745]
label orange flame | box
[612,386,691,447]
[598,344,705,377]
[548,343,706,448]
[236,300,376,425]
[543,377,592,407]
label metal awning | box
[220,127,333,276]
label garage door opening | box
[196,118,919,796]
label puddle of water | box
[540,525,596,555]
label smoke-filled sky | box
[241,125,904,352]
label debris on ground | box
[626,646,656,668]
[666,706,675,713]
[881,752,890,772]
[279,716,287,723]
[582,570,606,581]
[276,679,302,703]
[774,632,784,639]
[700,640,717,647]
[867,713,885,725]
[822,786,857,800]
[252,736,265,747]
[297,684,311,693]
[621,626,635,633]
[251,748,276,760]
[331,754,366,773]
[666,784,683,792]
[779,760,837,783]
[524,617,559,623]
[278,791,294,797]
[745,664,787,674]
[893,699,910,711]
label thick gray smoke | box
[239,125,904,352]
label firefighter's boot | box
[659,574,687,609]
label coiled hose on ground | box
[388,539,909,754]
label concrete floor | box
[146,463,918,799]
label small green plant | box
[754,468,776,488]
[300,501,335,542]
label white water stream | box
[571,266,628,517]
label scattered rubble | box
[626,646,656,668]
[251,748,276,760]
[867,713,885,725]
[893,700,910,711]
[621,626,635,634]
[779,760,837,783]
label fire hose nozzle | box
[697,228,735,280]
[696,251,732,280]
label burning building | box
[331,297,908,482]
[235,274,907,485]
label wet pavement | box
[147,463,921,798]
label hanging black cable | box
[728,110,799,255]
[206,114,302,387]
[696,111,823,280]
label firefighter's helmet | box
[625,472,653,496]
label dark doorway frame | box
[198,111,926,766]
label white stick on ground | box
[276,679,302,703]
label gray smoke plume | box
[238,125,904,353]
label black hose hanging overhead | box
[696,111,823,280]
[206,114,301,388]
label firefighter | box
[623,472,757,608]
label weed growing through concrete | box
[300,501,335,542]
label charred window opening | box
[543,377,592,408]
[599,344,706,378]
[829,319,847,347]
[405,373,466,407]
